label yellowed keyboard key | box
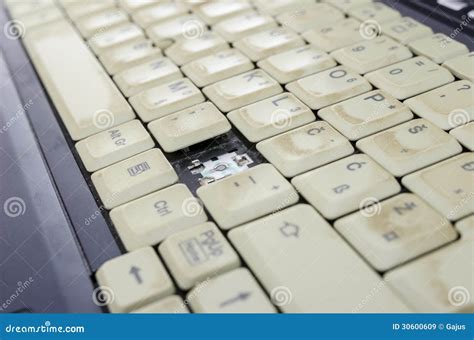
[257,121,354,177]
[76,8,129,38]
[63,0,116,20]
[292,154,400,219]
[302,18,365,52]
[75,120,154,172]
[146,15,207,48]
[276,3,344,33]
[165,31,229,65]
[197,163,298,229]
[229,204,410,312]
[23,20,135,140]
[159,222,241,290]
[404,80,474,130]
[181,49,254,87]
[402,153,474,221]
[114,57,182,97]
[119,0,158,13]
[257,45,337,84]
[357,118,462,177]
[234,27,305,62]
[100,39,162,75]
[130,78,205,122]
[91,148,178,209]
[189,268,276,313]
[335,193,458,271]
[287,66,372,109]
[148,102,231,152]
[450,122,474,151]
[228,93,315,142]
[7,0,55,18]
[408,33,469,64]
[88,23,144,55]
[348,2,400,22]
[365,56,454,100]
[319,90,413,141]
[110,183,207,250]
[194,0,252,25]
[385,217,473,312]
[18,6,64,30]
[132,295,189,313]
[325,0,373,12]
[254,0,316,16]
[213,11,277,42]
[203,69,282,112]
[381,17,432,44]
[443,52,474,82]
[96,247,174,313]
[132,2,188,28]
[331,36,413,74]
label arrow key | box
[188,268,276,313]
[96,247,175,313]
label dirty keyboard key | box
[197,163,298,229]
[194,0,252,25]
[450,122,474,151]
[213,11,277,42]
[181,49,254,87]
[130,78,205,122]
[257,121,354,178]
[96,247,174,313]
[88,23,144,55]
[110,183,207,251]
[402,153,474,221]
[133,295,189,313]
[159,222,240,290]
[302,18,365,52]
[347,2,400,23]
[257,45,337,84]
[335,193,458,271]
[189,268,276,313]
[148,102,231,152]
[385,216,473,312]
[229,204,410,312]
[100,39,162,75]
[318,90,413,141]
[365,56,454,100]
[23,20,135,140]
[331,36,413,74]
[114,57,182,97]
[442,52,474,82]
[75,120,154,172]
[408,33,469,64]
[276,3,344,33]
[233,27,305,62]
[292,154,400,219]
[381,17,433,44]
[132,2,188,28]
[404,80,474,130]
[356,118,462,177]
[227,93,315,143]
[286,66,372,110]
[203,69,283,112]
[165,31,229,66]
[75,8,129,39]
[91,148,178,209]
[325,0,373,12]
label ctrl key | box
[95,247,174,313]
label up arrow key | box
[129,266,142,284]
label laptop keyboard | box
[4,0,473,313]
